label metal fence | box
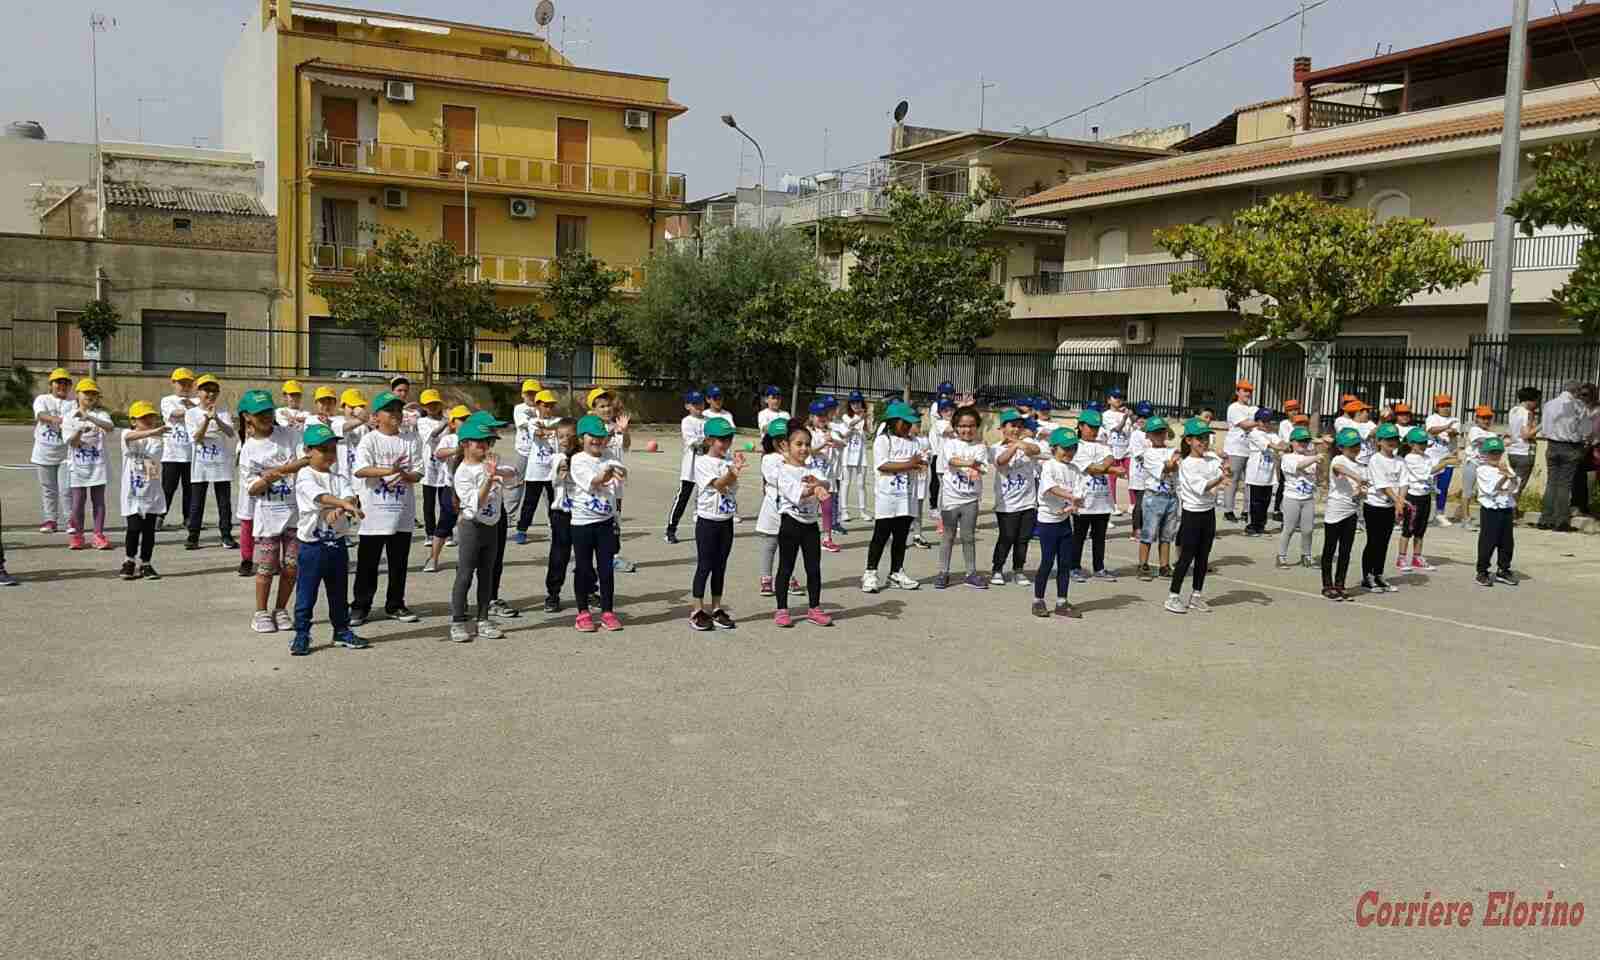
[818,337,1600,418]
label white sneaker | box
[888,571,920,590]
[1012,572,1031,587]
[448,622,472,643]
[1163,596,1188,615]
[1434,515,1453,527]
[251,611,277,633]
[989,571,1007,585]
[860,571,880,594]
[421,558,438,573]
[476,620,505,639]
[273,609,293,631]
[1188,595,1212,613]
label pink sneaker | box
[759,576,774,596]
[38,521,56,534]
[574,611,597,633]
[599,612,622,632]
[68,534,84,551]
[821,538,841,554]
[1394,557,1409,573]
[804,607,833,627]
[91,534,112,550]
[1411,556,1437,572]
[789,577,802,591]
[773,609,793,628]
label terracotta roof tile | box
[1015,94,1600,209]
[104,184,270,217]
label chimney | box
[1293,56,1312,92]
[1293,57,1313,131]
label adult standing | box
[1571,383,1599,517]
[159,367,198,530]
[1221,380,1256,523]
[30,368,75,533]
[350,390,423,625]
[1537,380,1588,532]
[1506,387,1541,520]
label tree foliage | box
[311,226,503,385]
[494,249,627,400]
[617,227,822,402]
[1504,141,1600,334]
[741,271,852,403]
[836,185,1013,395]
[77,298,121,346]
[1155,192,1481,343]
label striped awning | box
[1053,336,1128,372]
[306,70,384,92]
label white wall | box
[0,139,96,234]
[221,9,279,213]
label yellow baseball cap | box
[448,404,472,420]
[586,387,609,409]
[128,400,157,419]
[339,388,367,408]
[282,379,304,395]
[419,388,443,405]
[313,386,337,402]
[76,378,100,393]
[194,374,220,390]
[48,367,72,383]
[170,367,196,383]
[521,379,543,394]
[534,389,558,404]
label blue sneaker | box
[514,531,528,545]
[0,565,18,587]
[289,635,311,656]
[332,630,369,650]
[1071,569,1089,584]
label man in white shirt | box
[349,390,424,625]
[1538,380,1588,531]
[1221,380,1256,522]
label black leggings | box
[517,480,554,532]
[992,508,1036,573]
[1247,483,1272,533]
[776,514,822,609]
[1321,514,1358,587]
[186,480,232,537]
[353,531,411,614]
[1361,503,1397,579]
[927,456,941,511]
[1402,493,1432,539]
[866,515,913,574]
[1477,506,1515,574]
[572,520,616,612]
[160,461,191,522]
[1069,513,1109,573]
[692,517,735,599]
[546,510,572,601]
[490,510,509,600]
[422,485,444,539]
[665,479,695,535]
[124,512,157,562]
[1169,509,1215,594]
[1130,490,1144,538]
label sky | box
[2,0,1534,199]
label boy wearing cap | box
[416,389,449,545]
[1272,399,1303,522]
[703,385,734,430]
[589,389,638,571]
[1221,380,1257,522]
[1133,416,1181,581]
[689,417,744,630]
[184,375,239,551]
[517,390,563,543]
[1359,423,1407,593]
[349,390,424,625]
[1425,395,1461,525]
[241,390,309,632]
[119,401,169,579]
[276,380,308,449]
[1275,426,1321,569]
[290,424,367,654]
[31,368,75,533]
[1102,389,1132,516]
[1068,408,1121,582]
[665,390,707,544]
[422,404,470,573]
[1123,401,1155,542]
[1473,436,1520,587]
[757,385,789,435]
[1396,426,1455,572]
[1243,408,1288,536]
[927,399,955,533]
[63,379,115,550]
[159,368,198,530]
[333,389,369,502]
[508,380,544,535]
[1453,405,1499,529]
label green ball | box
[742,440,756,451]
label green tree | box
[741,271,851,405]
[495,249,627,407]
[1155,192,1481,343]
[617,227,819,403]
[1504,141,1600,334]
[311,226,504,386]
[835,185,1013,399]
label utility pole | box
[89,13,114,239]
[1486,0,1531,342]
[979,75,996,130]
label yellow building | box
[223,0,685,378]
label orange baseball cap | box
[1393,402,1411,413]
[1341,393,1357,404]
[1433,394,1453,406]
[1474,404,1494,418]
[1235,379,1254,391]
[1343,400,1368,413]
[1283,398,1301,411]
[1291,413,1309,424]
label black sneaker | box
[184,538,200,551]
[387,606,421,623]
[1361,576,1377,592]
[238,560,254,577]
[289,636,311,656]
[1030,599,1049,618]
[1321,586,1341,601]
[710,608,737,630]
[1158,564,1172,578]
[139,564,161,581]
[1224,511,1238,522]
[119,559,138,580]
[221,535,239,550]
[543,597,561,613]
[688,609,713,631]
[1138,564,1154,582]
[1372,577,1397,594]
[1054,600,1082,620]
[332,631,369,649]
[1475,572,1493,587]
[1272,511,1284,523]
[663,530,679,545]
[1495,570,1519,586]
[348,609,369,627]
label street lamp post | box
[721,114,766,229]
[455,158,475,377]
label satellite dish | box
[535,0,555,27]
[893,100,909,123]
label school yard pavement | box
[2,423,1597,959]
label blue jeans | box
[294,538,352,641]
[1434,466,1454,512]
[1140,492,1179,544]
[1033,519,1075,601]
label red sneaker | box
[759,576,774,596]
[68,534,84,550]
[804,607,833,627]
[91,534,112,550]
[772,609,793,628]
[821,538,841,554]
[574,611,597,633]
[599,612,622,632]
[38,521,56,534]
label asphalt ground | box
[2,424,1597,959]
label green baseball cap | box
[884,401,919,424]
[576,414,609,438]
[1048,427,1079,449]
[764,417,790,438]
[704,418,735,439]
[238,389,275,415]
[1335,427,1361,448]
[303,423,336,448]
[1078,409,1103,428]
[463,410,508,429]
[1375,422,1400,440]
[1405,427,1428,445]
[371,390,403,412]
[1183,417,1211,437]
[458,421,495,442]
[998,409,1023,424]
[1480,435,1506,454]
[1143,416,1168,433]
[1290,426,1313,442]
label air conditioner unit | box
[382,187,408,209]
[508,196,536,219]
[1319,172,1354,201]
[1122,318,1154,346]
[384,80,415,103]
[623,109,650,130]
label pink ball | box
[645,439,659,453]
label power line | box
[1544,0,1600,99]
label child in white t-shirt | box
[935,405,990,589]
[1166,419,1229,614]
[290,424,366,655]
[1124,402,1154,543]
[1242,408,1288,536]
[1395,426,1455,573]
[1321,428,1367,601]
[688,417,745,630]
[665,390,707,544]
[1453,404,1499,528]
[422,405,468,574]
[1425,395,1461,524]
[1101,389,1133,516]
[1069,409,1122,583]
[541,419,578,613]
[1473,436,1520,587]
[1032,428,1085,620]
[568,415,628,632]
[241,391,307,634]
[1360,423,1407,593]
[1275,427,1322,569]
[119,401,168,579]
[516,390,563,541]
[1134,416,1182,580]
[863,403,925,593]
[64,380,115,550]
[755,417,801,598]
[990,410,1041,585]
[838,393,871,521]
[772,422,834,627]
[447,421,512,642]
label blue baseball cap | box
[822,394,839,408]
[705,384,722,399]
[937,381,955,395]
[1086,400,1105,413]
[1107,387,1124,399]
[937,398,955,410]
[685,390,705,404]
[1255,406,1276,421]
[809,399,828,415]
[1134,401,1154,417]
[1024,418,1039,432]
[762,385,781,397]
[1014,396,1034,408]
[849,390,863,403]
[1037,397,1053,412]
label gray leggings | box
[451,518,497,623]
[36,463,67,525]
[1456,460,1479,518]
[759,531,779,578]
[1225,455,1249,514]
[939,500,979,575]
[1277,497,1316,558]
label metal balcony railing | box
[1455,232,1589,271]
[475,253,645,292]
[307,136,687,202]
[1307,101,1395,129]
[309,242,375,272]
[1018,259,1205,295]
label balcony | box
[781,159,1065,232]
[307,136,687,204]
[1019,259,1205,296]
[1307,101,1395,130]
[1454,231,1589,271]
[309,242,375,273]
[310,242,644,293]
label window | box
[142,310,225,371]
[545,347,595,385]
[299,18,337,35]
[556,215,588,255]
[1371,191,1411,223]
[1095,228,1128,266]
[308,316,379,377]
[172,218,192,232]
[1332,335,1408,407]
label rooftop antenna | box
[978,75,996,130]
[534,0,554,42]
[1298,1,1308,56]
[893,100,909,124]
